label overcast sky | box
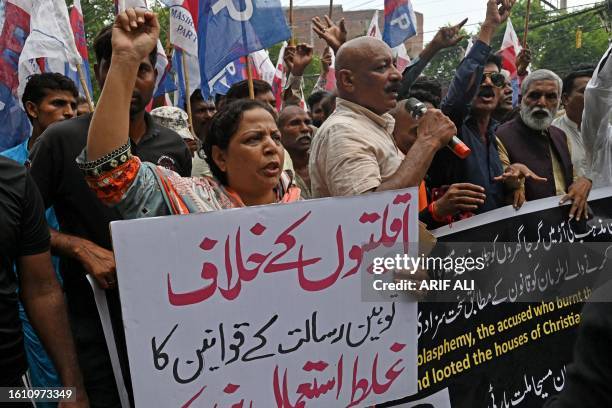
[281,0,601,42]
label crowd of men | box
[0,0,610,406]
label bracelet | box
[77,142,132,177]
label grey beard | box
[520,104,555,131]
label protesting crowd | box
[1,0,611,406]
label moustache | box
[529,107,552,117]
[478,87,495,98]
[296,132,312,142]
[384,82,401,93]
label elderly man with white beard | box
[496,69,592,220]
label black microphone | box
[404,97,471,159]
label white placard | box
[111,189,419,407]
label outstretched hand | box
[312,15,347,53]
[494,163,547,188]
[112,8,159,63]
[431,18,468,50]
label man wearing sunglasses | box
[427,0,521,215]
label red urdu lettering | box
[265,211,320,274]
[180,385,205,408]
[298,226,343,291]
[347,356,371,407]
[167,262,218,306]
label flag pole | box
[76,64,94,112]
[181,50,195,136]
[522,0,532,48]
[329,0,333,19]
[289,0,295,45]
[246,55,255,99]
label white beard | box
[520,103,556,131]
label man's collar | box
[336,98,395,133]
[562,113,579,130]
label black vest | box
[497,117,574,200]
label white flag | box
[18,0,82,99]
[250,49,276,85]
[367,10,383,40]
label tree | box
[491,0,609,77]
[423,0,609,86]
[422,28,471,86]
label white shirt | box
[582,45,612,188]
[552,114,587,178]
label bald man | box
[308,36,456,198]
[278,105,314,198]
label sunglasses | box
[481,72,506,88]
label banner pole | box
[522,0,532,48]
[76,64,94,112]
[289,0,295,45]
[329,0,333,19]
[181,50,195,136]
[246,56,255,99]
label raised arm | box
[399,18,467,95]
[441,0,514,128]
[86,8,160,161]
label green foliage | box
[422,29,471,84]
[267,43,322,97]
[491,0,609,77]
[423,0,609,86]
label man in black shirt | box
[28,24,191,408]
[0,156,87,407]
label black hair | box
[562,65,595,95]
[486,54,503,71]
[203,99,276,184]
[321,94,336,117]
[190,89,204,105]
[406,76,442,109]
[307,90,332,111]
[21,72,79,122]
[224,79,272,103]
[93,24,157,67]
[186,89,214,111]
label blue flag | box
[0,1,31,152]
[210,57,247,96]
[197,0,290,98]
[383,0,417,48]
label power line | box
[418,3,604,36]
